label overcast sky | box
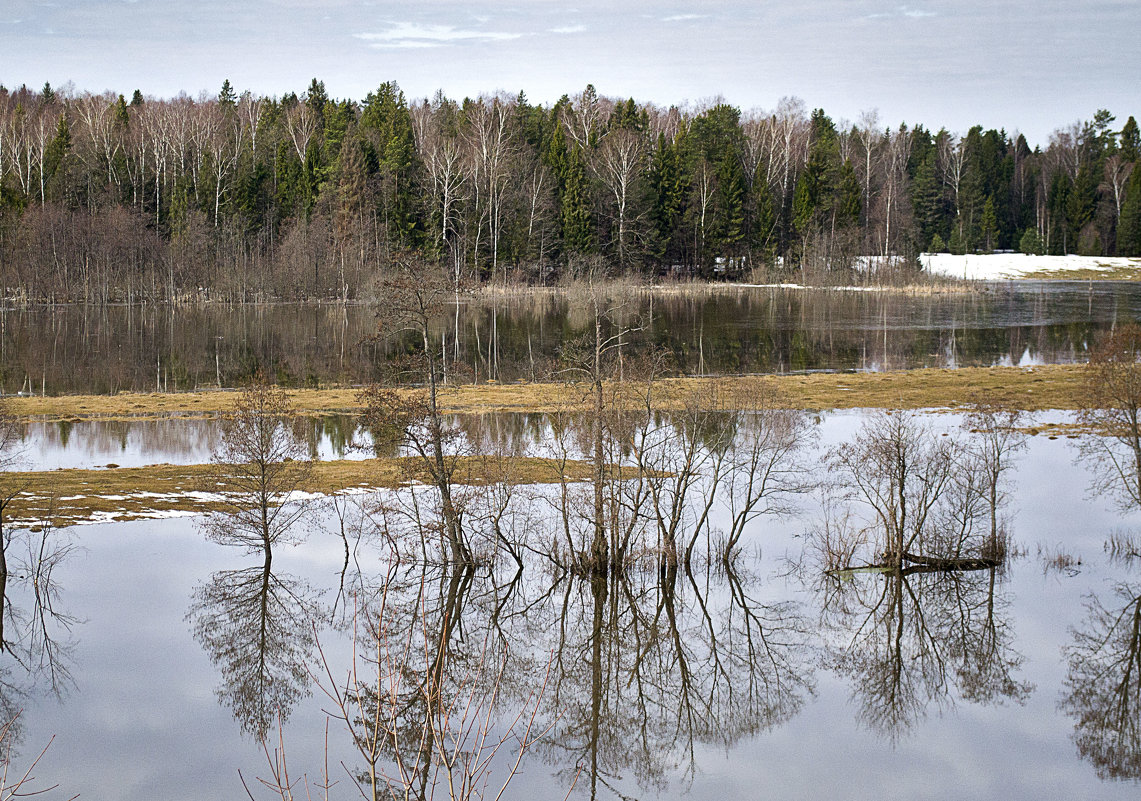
[2,0,1137,147]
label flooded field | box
[0,407,1139,800]
[3,283,1141,799]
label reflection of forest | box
[22,414,363,468]
[0,284,1124,394]
[1062,581,1141,779]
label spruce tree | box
[1117,168,1141,256]
[1121,117,1140,163]
[219,79,237,109]
[837,161,861,229]
[560,147,594,255]
[980,196,998,252]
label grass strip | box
[6,364,1089,422]
[5,455,596,530]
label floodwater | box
[4,281,1141,798]
[4,410,1141,800]
[2,281,1140,395]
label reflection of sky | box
[7,412,1141,799]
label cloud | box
[662,13,707,22]
[548,24,585,33]
[354,21,523,48]
[867,5,936,20]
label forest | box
[0,78,1139,302]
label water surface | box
[3,412,1139,800]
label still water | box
[5,411,1140,800]
[2,281,1139,395]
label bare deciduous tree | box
[1078,324,1141,510]
[365,252,473,563]
[199,378,313,554]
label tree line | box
[1,78,1139,302]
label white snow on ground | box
[729,283,885,292]
[920,253,1141,280]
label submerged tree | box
[823,409,1006,571]
[199,378,313,555]
[1078,324,1141,510]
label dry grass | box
[4,364,1089,422]
[1038,543,1082,575]
[5,455,597,529]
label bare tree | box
[0,401,23,595]
[462,93,516,283]
[593,126,646,268]
[962,401,1026,546]
[74,92,122,195]
[855,109,882,239]
[283,102,316,166]
[1104,154,1135,228]
[238,91,265,161]
[365,252,472,563]
[412,99,467,275]
[198,378,313,556]
[1078,324,1141,510]
[822,409,1006,572]
[871,125,913,261]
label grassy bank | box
[6,455,596,529]
[5,364,1090,422]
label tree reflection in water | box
[331,553,814,800]
[1061,581,1141,779]
[534,562,814,799]
[0,522,80,758]
[242,399,1058,796]
[187,548,321,742]
[817,563,1030,740]
[810,405,1031,739]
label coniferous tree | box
[219,79,237,109]
[1118,168,1141,256]
[1121,117,1140,163]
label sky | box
[1,0,1138,147]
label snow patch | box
[921,253,1141,280]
